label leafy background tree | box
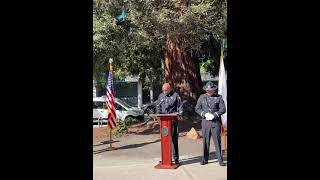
[93,0,227,115]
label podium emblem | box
[162,127,168,136]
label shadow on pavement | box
[93,140,120,147]
[93,139,160,155]
[179,152,225,166]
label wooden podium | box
[150,114,179,169]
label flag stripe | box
[106,69,117,129]
[108,113,116,128]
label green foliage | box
[93,0,227,83]
[200,55,223,76]
[201,58,215,73]
[112,119,128,138]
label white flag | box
[218,54,227,128]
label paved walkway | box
[93,133,227,180]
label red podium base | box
[150,114,179,170]
[154,161,179,169]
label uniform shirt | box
[155,91,183,115]
[195,93,226,126]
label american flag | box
[106,68,117,129]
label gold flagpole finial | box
[109,58,113,71]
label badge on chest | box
[165,96,174,104]
[208,97,217,101]
[206,96,219,108]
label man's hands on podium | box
[174,112,183,121]
[152,113,183,122]
[153,117,161,123]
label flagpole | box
[106,58,116,151]
[107,122,116,150]
[110,127,113,148]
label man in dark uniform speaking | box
[195,81,226,166]
[155,83,183,164]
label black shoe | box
[219,162,226,166]
[200,161,208,165]
[174,160,179,164]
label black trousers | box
[202,125,223,162]
[171,121,179,162]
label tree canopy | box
[93,0,226,90]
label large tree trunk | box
[164,34,203,116]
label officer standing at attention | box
[156,83,183,164]
[195,81,226,166]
